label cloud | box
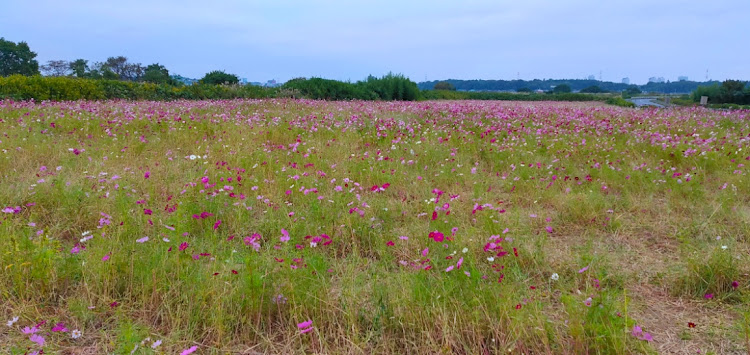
[1,0,747,83]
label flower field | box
[1,99,749,354]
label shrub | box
[604,97,636,108]
[0,75,274,101]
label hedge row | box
[1,75,615,104]
[0,75,275,101]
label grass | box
[0,99,749,354]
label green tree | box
[517,87,532,93]
[41,60,70,77]
[0,37,40,76]
[69,59,89,78]
[201,70,239,85]
[433,81,456,91]
[580,85,605,93]
[552,84,572,93]
[621,85,642,98]
[142,63,173,84]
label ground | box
[0,99,748,354]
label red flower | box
[428,231,445,242]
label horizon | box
[1,0,748,85]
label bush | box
[281,74,419,101]
[604,97,636,108]
[361,73,419,101]
[201,71,240,85]
[0,75,274,101]
[433,81,456,91]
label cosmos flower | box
[297,319,314,334]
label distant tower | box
[599,70,602,81]
[517,72,520,80]
[705,69,709,81]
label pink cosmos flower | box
[280,229,290,242]
[102,253,111,261]
[213,220,221,230]
[144,171,150,179]
[29,334,45,346]
[297,320,314,334]
[136,236,149,243]
[578,266,589,273]
[52,323,68,332]
[631,325,653,342]
[428,231,445,243]
[732,281,740,289]
[22,326,40,334]
[179,242,189,251]
[180,346,198,355]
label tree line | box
[420,78,726,94]
[1,37,243,86]
[692,80,750,106]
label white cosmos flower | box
[71,329,82,339]
[6,316,18,327]
[550,273,560,281]
[189,155,197,160]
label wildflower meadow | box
[1,99,749,354]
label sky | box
[1,0,748,84]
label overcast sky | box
[1,0,748,84]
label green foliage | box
[69,59,89,78]
[419,89,603,102]
[552,84,572,93]
[433,81,456,91]
[580,85,606,93]
[621,85,642,99]
[517,87,532,93]
[605,97,636,108]
[201,70,240,85]
[674,246,742,302]
[361,73,419,101]
[0,75,274,101]
[419,79,718,94]
[282,77,377,100]
[281,73,419,101]
[0,37,40,76]
[692,80,750,105]
[141,63,175,85]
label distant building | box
[648,77,666,83]
[587,75,596,80]
[239,77,249,85]
[621,77,630,85]
[678,76,689,81]
[171,75,198,86]
[264,79,281,88]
